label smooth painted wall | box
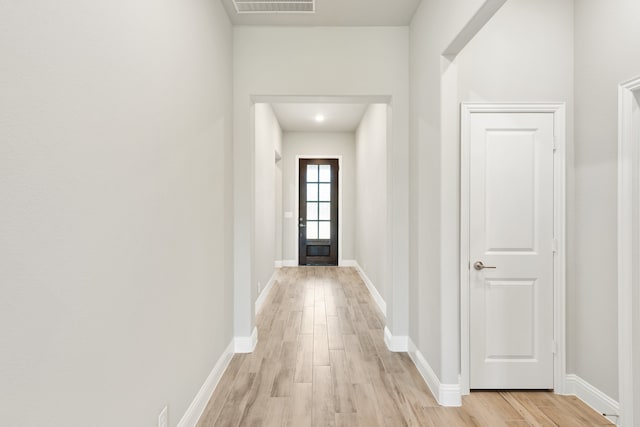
[254,104,282,300]
[457,0,574,106]
[0,0,233,425]
[574,0,640,401]
[409,0,486,383]
[234,26,410,338]
[281,132,356,264]
[355,105,388,301]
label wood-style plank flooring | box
[197,267,613,427]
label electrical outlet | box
[158,406,168,427]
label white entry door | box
[468,111,555,389]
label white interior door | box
[468,112,555,389]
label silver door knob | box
[474,261,496,270]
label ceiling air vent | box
[233,0,315,14]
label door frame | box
[618,75,640,427]
[295,155,343,266]
[460,103,567,395]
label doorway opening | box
[241,94,399,357]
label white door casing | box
[618,76,640,427]
[461,103,566,393]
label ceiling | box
[270,103,369,132]
[220,0,422,26]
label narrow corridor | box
[197,267,611,426]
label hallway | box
[196,267,612,426]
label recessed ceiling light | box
[315,114,325,123]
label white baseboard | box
[234,327,258,353]
[408,338,462,407]
[352,261,387,317]
[384,327,408,352]
[565,374,619,424]
[274,260,283,269]
[255,271,278,315]
[340,259,358,267]
[282,260,297,267]
[177,340,234,427]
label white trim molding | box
[408,339,462,407]
[618,75,640,427]
[384,327,408,352]
[565,375,619,424]
[234,327,258,353]
[353,261,387,317]
[177,340,234,427]
[339,259,358,267]
[282,260,297,267]
[460,103,567,395]
[274,260,283,269]
[255,271,278,315]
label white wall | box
[281,132,355,264]
[234,26,410,339]
[457,0,574,105]
[574,0,640,401]
[409,0,486,384]
[254,104,282,299]
[0,1,233,426]
[355,105,388,301]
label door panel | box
[299,159,338,266]
[485,131,536,252]
[469,113,554,389]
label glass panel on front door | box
[306,164,332,240]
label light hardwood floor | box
[197,267,613,427]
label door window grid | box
[306,165,331,240]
